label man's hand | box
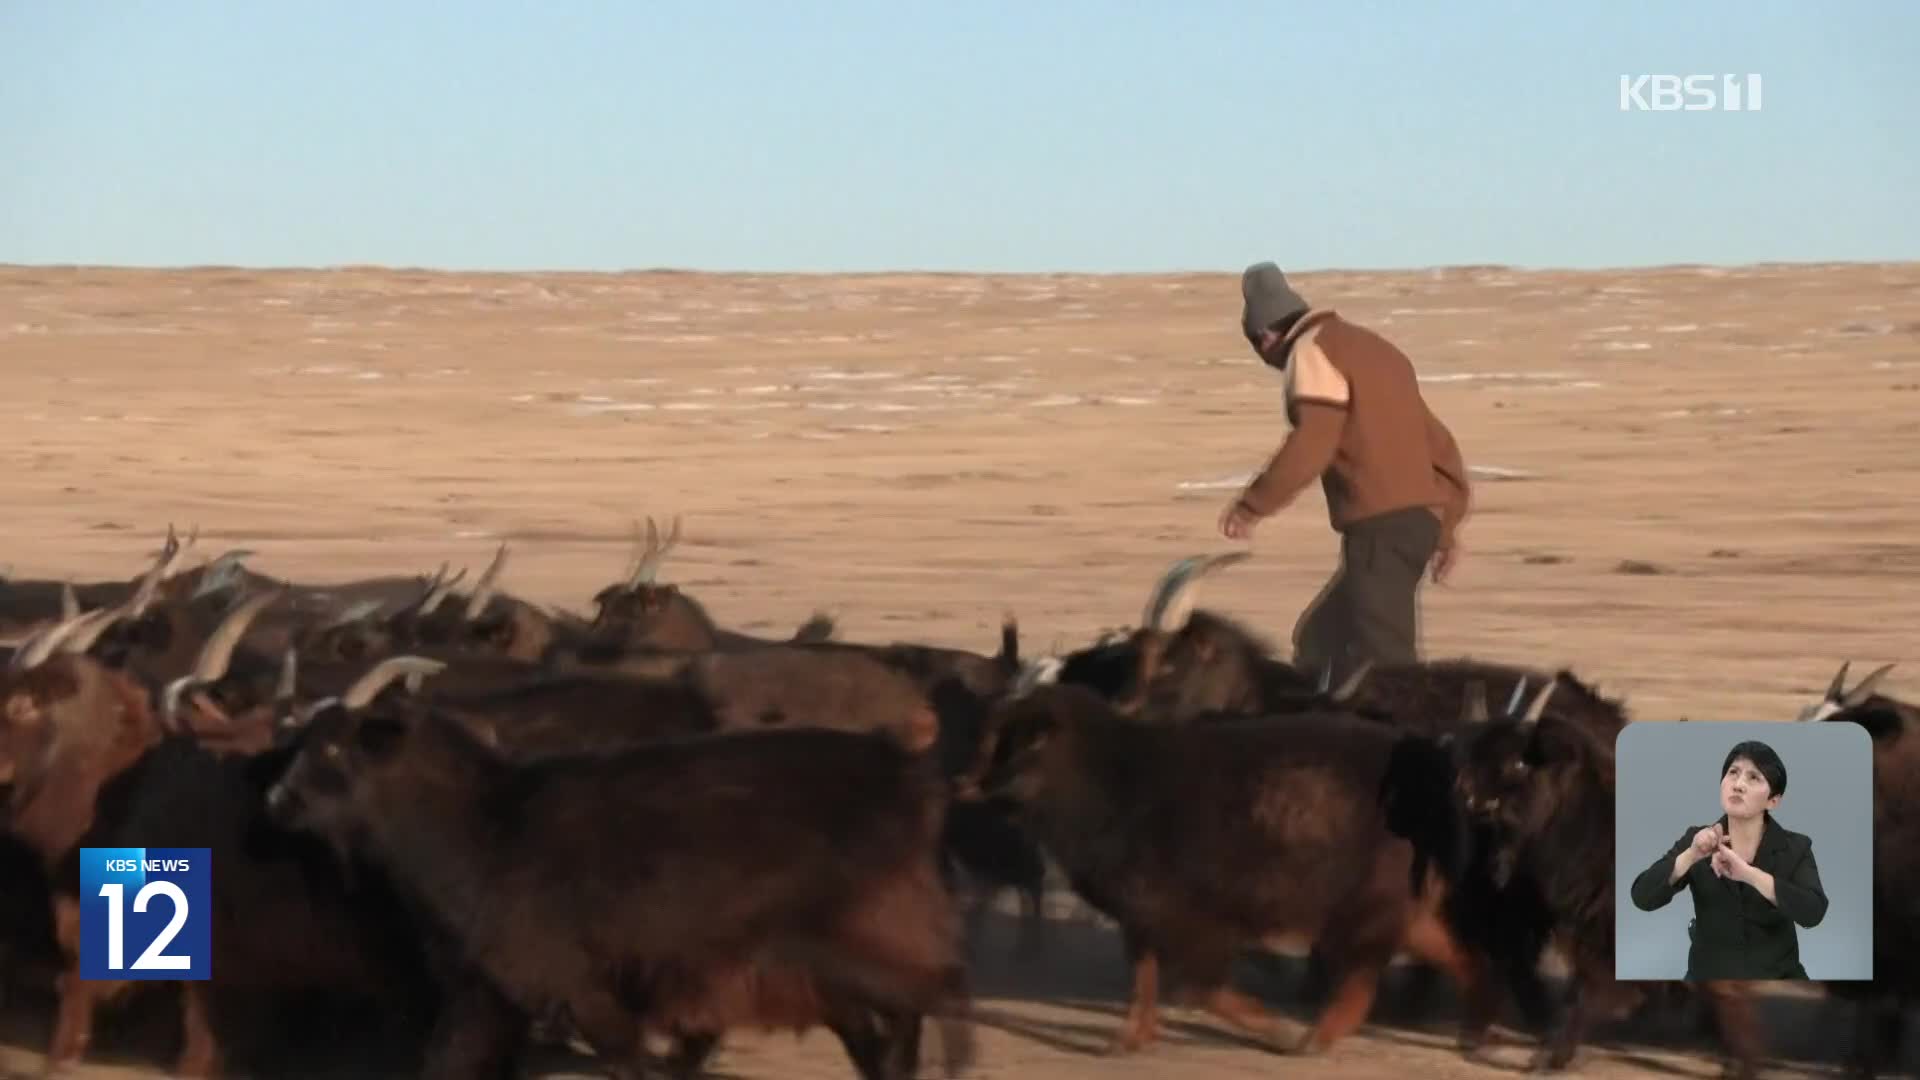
[1219,498,1260,541]
[1431,541,1461,584]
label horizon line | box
[2,257,1917,279]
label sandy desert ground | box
[0,261,1916,1077]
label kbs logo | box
[1619,74,1762,112]
[79,847,211,980]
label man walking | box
[1218,261,1472,686]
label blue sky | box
[3,1,1915,273]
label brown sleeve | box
[1425,405,1471,543]
[1238,402,1346,516]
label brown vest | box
[1260,309,1471,536]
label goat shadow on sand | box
[0,980,605,1080]
[0,909,1902,1078]
[959,903,1913,1078]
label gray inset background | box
[1614,720,1873,981]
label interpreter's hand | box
[1431,541,1461,585]
[1219,499,1260,541]
[1713,836,1753,882]
[1692,823,1724,858]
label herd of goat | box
[0,518,1913,1080]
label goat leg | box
[419,975,527,1080]
[1297,954,1388,1053]
[1698,980,1761,1080]
[173,980,222,1077]
[43,893,124,1076]
[825,1004,924,1080]
[661,1031,721,1078]
[44,968,115,1076]
[1109,937,1161,1053]
[1530,965,1618,1073]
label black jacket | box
[1628,811,1829,980]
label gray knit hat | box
[1240,261,1309,342]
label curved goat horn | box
[191,588,285,684]
[165,524,201,579]
[12,607,108,670]
[1141,551,1251,632]
[1462,680,1490,725]
[323,598,386,631]
[463,543,510,620]
[57,606,131,657]
[159,675,197,733]
[126,525,182,617]
[189,549,257,600]
[1518,680,1557,725]
[413,563,450,605]
[1823,660,1852,702]
[276,648,298,703]
[630,514,683,587]
[1504,677,1529,718]
[1329,659,1373,704]
[417,564,468,617]
[633,518,664,584]
[1842,663,1895,708]
[341,656,448,711]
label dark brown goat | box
[1806,667,1920,1077]
[1059,553,1632,744]
[263,668,977,1080]
[281,614,1054,965]
[793,621,1051,952]
[295,545,600,667]
[0,638,184,1072]
[957,681,1492,1057]
[0,523,447,653]
[289,560,474,663]
[0,526,202,656]
[583,514,836,654]
[1446,686,1764,1077]
[407,643,945,758]
[432,543,595,662]
[1039,556,1626,1037]
[1,599,443,1077]
[0,524,208,638]
[170,640,960,1076]
[1796,660,1911,731]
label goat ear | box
[1016,724,1053,759]
[177,689,234,735]
[474,615,514,647]
[3,691,44,728]
[1133,632,1168,684]
[1462,681,1490,725]
[447,711,501,750]
[1011,656,1062,698]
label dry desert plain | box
[0,261,1916,1077]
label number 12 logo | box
[78,847,212,981]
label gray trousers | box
[1291,506,1442,687]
